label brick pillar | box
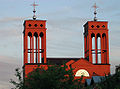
[38,36,40,63]
[32,36,34,63]
[95,35,98,63]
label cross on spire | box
[92,3,98,21]
[31,1,38,20]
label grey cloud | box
[46,17,86,57]
[0,55,22,65]
[0,17,25,23]
[0,56,22,89]
[0,28,22,39]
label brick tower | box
[84,21,109,64]
[84,3,109,65]
[23,20,47,64]
[23,2,47,77]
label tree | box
[10,68,24,89]
[10,65,84,89]
[96,69,120,89]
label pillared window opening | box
[27,32,44,63]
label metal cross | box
[31,1,39,20]
[92,3,98,21]
[93,3,98,11]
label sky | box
[0,0,120,88]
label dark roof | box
[47,58,80,65]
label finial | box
[92,3,98,21]
[31,1,38,20]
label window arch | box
[75,69,90,77]
[27,32,32,63]
[28,32,32,37]
[91,33,95,63]
[91,33,95,38]
[33,32,38,63]
[102,33,106,37]
[97,33,101,63]
[39,32,44,63]
[34,32,38,37]
[40,32,44,37]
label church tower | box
[23,20,47,64]
[84,4,109,65]
[23,2,47,77]
[84,21,109,64]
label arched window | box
[34,32,38,63]
[39,32,44,63]
[28,32,32,63]
[102,33,106,50]
[91,33,95,63]
[97,33,101,63]
[75,69,90,77]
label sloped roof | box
[71,58,93,68]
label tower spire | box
[92,3,98,21]
[31,1,38,20]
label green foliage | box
[96,71,120,89]
[10,65,84,89]
[11,65,120,89]
[10,68,24,89]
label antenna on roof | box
[92,3,98,21]
[31,1,38,20]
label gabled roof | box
[71,58,94,68]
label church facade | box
[23,7,110,80]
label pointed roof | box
[71,58,94,68]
